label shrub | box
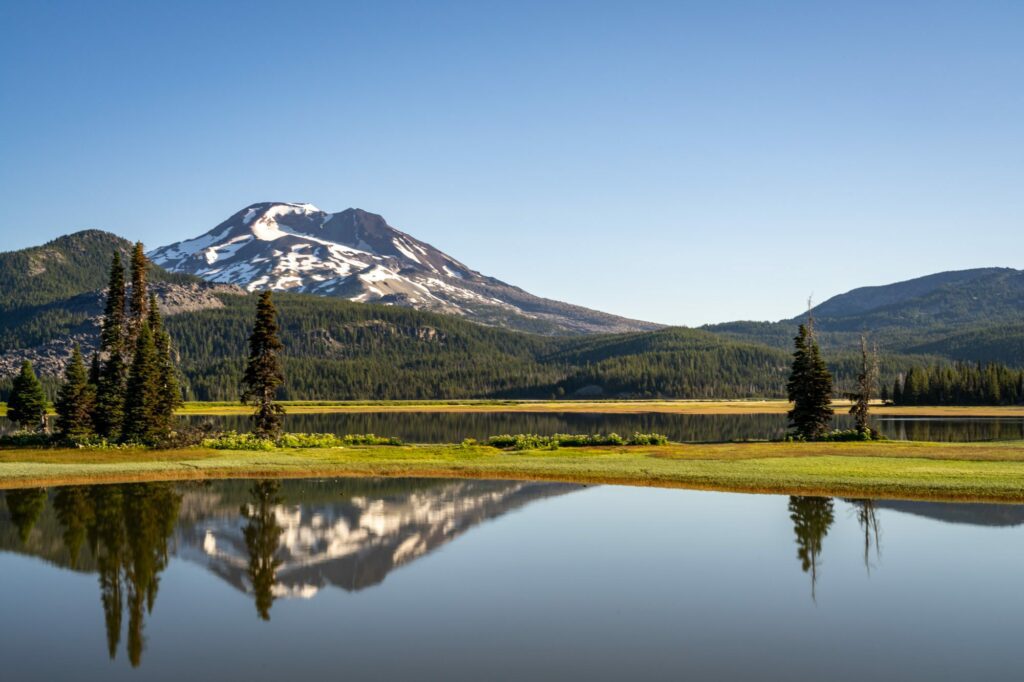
[202,432,403,450]
[486,433,670,450]
[0,431,55,448]
[785,428,886,443]
[202,432,276,451]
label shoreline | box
[3,440,1024,503]
[172,400,1024,417]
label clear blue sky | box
[2,1,1022,326]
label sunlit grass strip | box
[6,400,1024,418]
[2,440,1024,502]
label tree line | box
[890,361,1024,406]
[4,249,287,442]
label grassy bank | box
[2,440,1024,502]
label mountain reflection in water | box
[3,480,1024,675]
[1,478,578,666]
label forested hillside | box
[166,294,797,400]
[707,268,1024,366]
[0,232,1010,402]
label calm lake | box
[3,478,1024,680]
[5,412,1024,442]
[179,411,1024,443]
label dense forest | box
[891,361,1024,406]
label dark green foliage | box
[0,231,197,315]
[148,296,182,435]
[127,242,149,346]
[242,480,284,620]
[241,292,286,438]
[486,432,670,449]
[202,432,403,450]
[7,360,48,431]
[95,253,128,438]
[165,296,800,400]
[892,361,1024,406]
[121,324,161,444]
[786,324,834,440]
[56,345,96,438]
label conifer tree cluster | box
[54,244,182,443]
[892,361,1024,406]
[786,315,835,440]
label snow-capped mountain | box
[149,202,659,334]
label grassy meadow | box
[2,440,1024,502]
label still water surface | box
[179,411,1024,442]
[5,412,1024,442]
[2,478,1024,680]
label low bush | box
[0,431,55,447]
[202,432,403,450]
[486,432,670,450]
[785,428,886,443]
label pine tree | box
[127,242,149,347]
[89,352,101,386]
[95,253,128,438]
[786,320,834,440]
[56,345,96,439]
[121,324,161,444]
[7,360,49,431]
[892,375,903,405]
[241,291,286,438]
[147,295,181,436]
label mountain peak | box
[149,204,660,335]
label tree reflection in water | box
[242,480,285,621]
[788,496,835,602]
[847,499,882,574]
[4,488,48,544]
[47,483,182,667]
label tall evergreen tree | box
[7,360,48,431]
[95,253,128,438]
[147,295,182,436]
[127,242,149,346]
[88,352,102,386]
[56,345,96,438]
[786,320,834,440]
[241,291,286,438]
[121,324,161,444]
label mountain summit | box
[149,202,658,334]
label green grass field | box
[2,440,1024,502]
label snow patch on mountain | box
[149,202,661,335]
